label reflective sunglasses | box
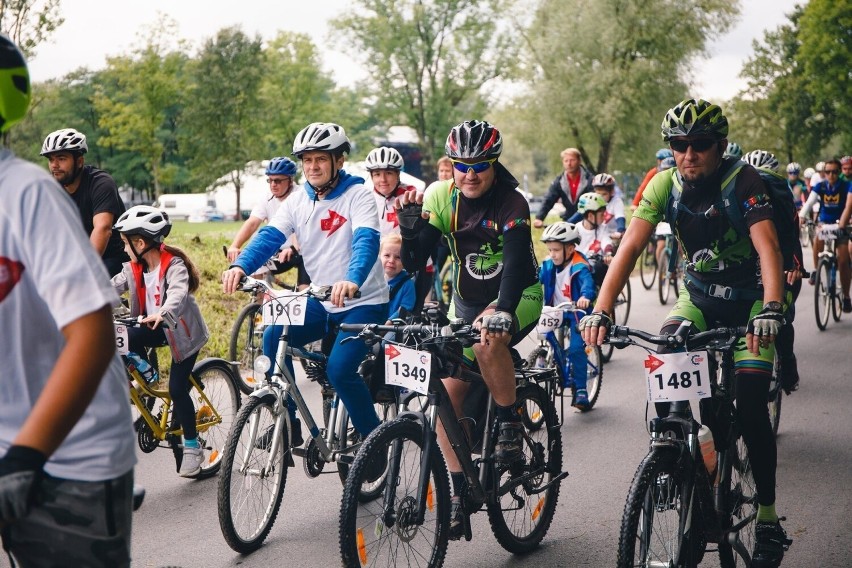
[450,158,496,174]
[824,169,839,175]
[669,138,717,153]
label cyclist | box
[394,119,543,538]
[226,156,309,287]
[0,35,135,566]
[631,148,673,211]
[841,155,852,181]
[803,166,816,191]
[575,192,615,288]
[580,98,791,567]
[786,162,806,210]
[436,155,453,182]
[533,147,593,227]
[111,205,211,477]
[809,160,825,189]
[40,127,129,277]
[222,122,387,455]
[538,222,596,410]
[800,158,852,311]
[723,141,743,159]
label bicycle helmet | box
[265,156,297,176]
[724,142,743,159]
[114,205,172,243]
[365,146,404,171]
[660,156,676,170]
[292,122,351,158]
[41,128,88,156]
[803,167,815,180]
[840,156,851,167]
[592,173,616,188]
[577,192,607,214]
[786,162,801,175]
[0,35,29,134]
[661,98,729,142]
[445,120,502,160]
[743,149,779,172]
[540,221,580,244]
[815,161,825,173]
[655,148,673,160]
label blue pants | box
[263,299,386,436]
[566,322,588,390]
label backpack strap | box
[718,160,747,237]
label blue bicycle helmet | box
[266,156,297,176]
[655,148,673,160]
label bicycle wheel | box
[718,433,757,567]
[617,447,704,567]
[524,343,559,429]
[339,418,450,568]
[486,383,562,553]
[814,259,831,330]
[831,266,842,322]
[658,250,673,305]
[799,223,810,248]
[337,400,399,499]
[194,360,242,478]
[617,278,631,325]
[768,358,782,438]
[639,243,657,290]
[583,345,604,409]
[218,394,287,554]
[229,302,264,395]
[601,302,617,363]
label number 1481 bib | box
[643,351,711,402]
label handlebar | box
[607,321,747,352]
[338,320,481,347]
[238,275,360,301]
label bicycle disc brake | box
[303,436,325,478]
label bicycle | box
[813,223,843,331]
[114,316,241,479]
[658,233,683,305]
[526,301,604,417]
[337,319,567,567]
[607,322,787,567]
[767,354,783,438]
[639,236,658,290]
[217,277,397,554]
[587,252,631,363]
[799,217,814,249]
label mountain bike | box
[217,277,397,554]
[813,223,843,331]
[526,301,603,417]
[639,236,658,290]
[767,354,783,438]
[114,316,241,479]
[338,319,567,567]
[658,234,683,305]
[607,322,787,567]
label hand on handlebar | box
[222,267,247,294]
[330,280,359,308]
[141,313,164,330]
[578,311,613,346]
[225,246,241,263]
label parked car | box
[187,206,225,223]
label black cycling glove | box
[0,445,47,522]
[397,203,428,237]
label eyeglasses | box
[824,169,839,175]
[267,178,290,185]
[450,158,496,174]
[669,138,717,153]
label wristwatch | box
[763,301,783,312]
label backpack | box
[665,159,799,271]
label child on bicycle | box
[539,222,596,410]
[576,192,615,287]
[111,205,210,478]
[381,233,415,322]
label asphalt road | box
[113,270,852,568]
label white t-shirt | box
[577,222,614,257]
[144,266,160,316]
[268,177,388,312]
[551,265,573,305]
[249,193,292,250]
[0,149,136,481]
[604,196,625,232]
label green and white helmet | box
[577,192,607,214]
[724,142,743,159]
[0,35,29,134]
[661,98,729,142]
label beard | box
[54,165,81,187]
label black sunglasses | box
[670,139,717,153]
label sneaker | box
[132,484,146,511]
[179,446,204,478]
[448,495,465,541]
[843,297,852,313]
[256,419,303,451]
[362,443,388,484]
[573,389,591,412]
[752,520,792,568]
[808,273,815,285]
[494,420,524,464]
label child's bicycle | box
[526,300,604,418]
[337,319,567,567]
[114,315,242,478]
[216,277,398,554]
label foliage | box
[0,0,63,57]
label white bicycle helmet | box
[815,161,825,173]
[365,146,404,171]
[592,173,615,188]
[724,142,743,159]
[41,128,88,156]
[114,205,172,243]
[577,192,607,214]
[292,122,351,158]
[540,221,580,244]
[743,149,779,172]
[786,162,801,175]
[803,167,815,180]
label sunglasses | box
[824,169,839,175]
[267,178,290,185]
[669,138,717,153]
[451,158,496,174]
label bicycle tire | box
[218,394,288,554]
[601,301,617,363]
[618,278,632,325]
[194,360,242,478]
[814,259,831,330]
[617,447,704,567]
[486,383,562,553]
[336,400,399,502]
[658,250,673,305]
[768,357,782,438]
[639,244,657,290]
[229,302,264,395]
[583,344,604,410]
[524,344,558,428]
[831,265,843,322]
[339,418,450,568]
[718,432,757,567]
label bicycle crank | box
[303,437,326,478]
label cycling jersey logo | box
[691,248,724,272]
[0,257,25,303]
[823,192,841,205]
[320,210,347,237]
[385,208,399,228]
[464,242,502,280]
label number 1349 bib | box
[643,351,711,402]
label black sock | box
[496,403,516,423]
[451,472,466,497]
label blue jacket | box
[539,252,596,306]
[386,270,415,320]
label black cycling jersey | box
[68,165,128,267]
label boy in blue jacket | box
[538,222,597,410]
[381,233,416,321]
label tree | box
[0,0,63,57]
[181,26,264,219]
[514,0,739,177]
[333,0,518,176]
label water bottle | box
[126,352,159,385]
[698,425,717,478]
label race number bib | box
[262,291,307,326]
[535,306,564,334]
[384,344,431,395]
[643,351,711,402]
[114,324,129,355]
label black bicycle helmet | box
[445,120,503,160]
[661,98,729,142]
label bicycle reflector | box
[254,355,271,375]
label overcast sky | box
[29,0,803,102]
